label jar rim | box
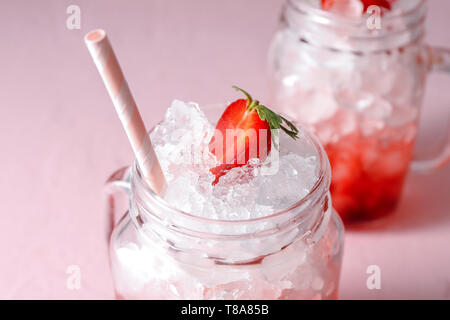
[286,0,426,27]
[130,119,331,226]
[280,0,427,54]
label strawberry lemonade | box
[108,88,344,300]
[269,0,428,222]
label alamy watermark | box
[366,265,381,290]
[66,5,81,30]
[66,265,81,290]
[366,5,382,30]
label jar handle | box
[104,166,131,242]
[411,46,450,173]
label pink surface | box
[0,0,449,299]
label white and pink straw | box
[85,29,166,194]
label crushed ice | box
[150,100,319,220]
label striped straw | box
[84,29,166,194]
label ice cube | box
[294,89,339,124]
[164,172,207,213]
[350,95,391,136]
[364,96,392,119]
[387,65,416,107]
[335,88,374,111]
[256,153,318,209]
[373,147,410,177]
[151,100,215,181]
[360,51,399,97]
[315,108,358,144]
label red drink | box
[323,117,416,221]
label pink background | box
[1,0,449,299]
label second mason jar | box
[269,0,450,223]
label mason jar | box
[104,114,344,300]
[268,0,450,223]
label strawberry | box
[321,0,335,10]
[321,0,394,13]
[209,86,299,185]
[360,0,393,11]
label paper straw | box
[84,29,166,194]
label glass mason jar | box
[269,0,450,223]
[104,113,344,300]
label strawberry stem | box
[231,85,299,140]
[232,85,253,108]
